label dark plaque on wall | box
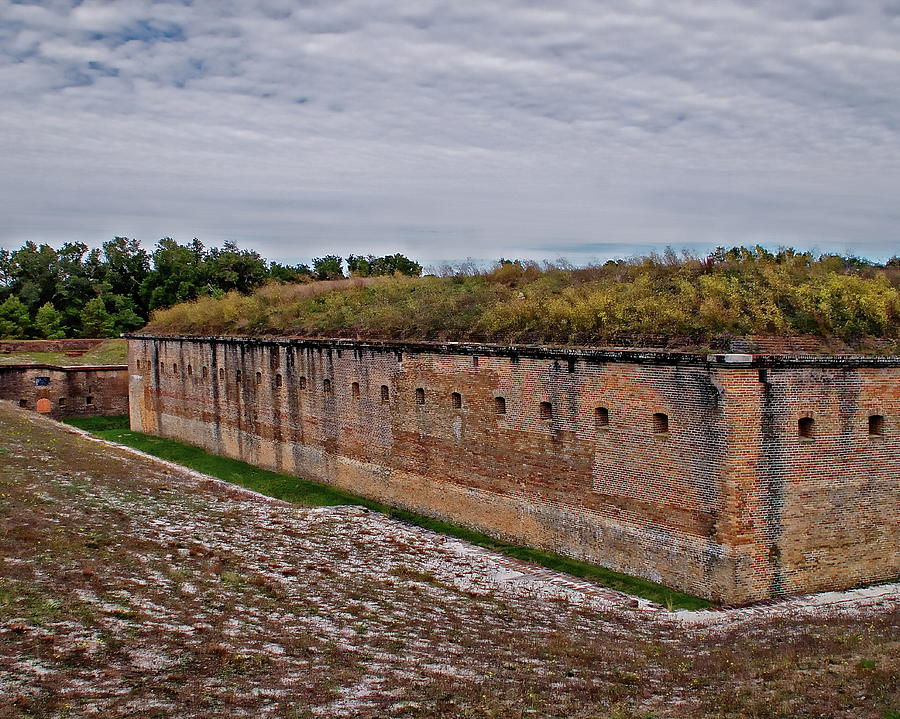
[34,376,50,386]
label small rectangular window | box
[451,392,462,409]
[351,381,360,398]
[299,376,307,390]
[58,397,66,408]
[173,363,178,374]
[18,399,26,408]
[540,401,553,419]
[85,396,94,406]
[187,364,193,376]
[202,366,209,379]
[653,413,669,434]
[35,376,50,387]
[567,359,576,373]
[472,355,479,368]
[136,359,141,370]
[868,414,884,436]
[381,385,390,403]
[235,370,242,383]
[323,379,332,393]
[798,416,814,439]
[415,387,425,404]
[219,367,225,380]
[275,373,283,388]
[256,371,262,385]
[595,407,609,428]
[494,396,506,414]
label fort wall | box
[0,364,129,418]
[127,335,899,604]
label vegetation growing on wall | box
[146,246,900,349]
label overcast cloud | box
[1,0,899,264]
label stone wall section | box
[0,364,128,418]
[752,365,898,597]
[127,336,899,604]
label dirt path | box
[1,402,897,718]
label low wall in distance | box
[0,364,129,418]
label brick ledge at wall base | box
[126,334,900,605]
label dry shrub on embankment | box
[146,277,381,336]
[144,248,900,349]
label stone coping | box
[126,334,900,369]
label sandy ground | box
[1,402,897,718]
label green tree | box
[0,248,12,294]
[54,242,96,335]
[103,237,150,315]
[80,297,115,338]
[104,293,145,334]
[312,255,345,280]
[346,253,421,277]
[269,261,313,283]
[8,242,58,314]
[141,238,206,310]
[0,295,30,338]
[202,241,269,294]
[34,302,66,339]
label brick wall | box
[127,336,899,604]
[0,364,129,418]
[730,362,900,598]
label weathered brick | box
[0,363,128,418]
[127,335,900,604]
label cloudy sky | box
[1,0,899,265]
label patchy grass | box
[3,404,898,719]
[76,338,128,365]
[0,338,126,366]
[65,414,709,610]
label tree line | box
[0,237,422,339]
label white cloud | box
[0,0,899,263]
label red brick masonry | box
[0,364,128,418]
[127,335,899,604]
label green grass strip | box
[65,414,711,610]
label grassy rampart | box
[144,249,900,351]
